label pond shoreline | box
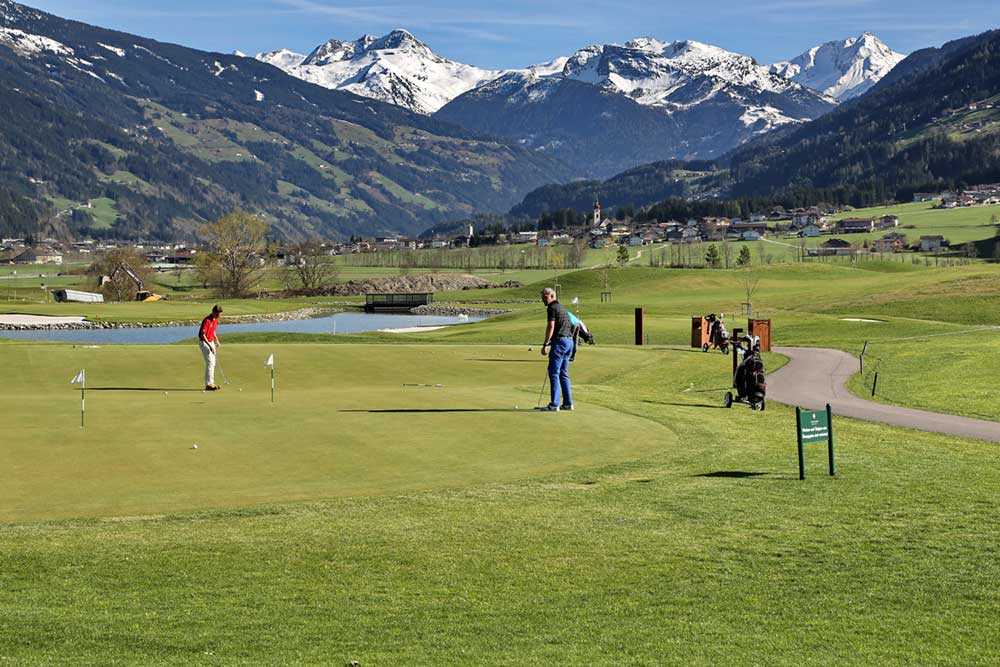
[0,307,341,331]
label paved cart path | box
[769,347,1000,443]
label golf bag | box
[702,313,730,355]
[568,312,595,362]
[726,336,766,410]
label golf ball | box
[239,388,243,392]
[192,444,198,449]
[164,392,168,395]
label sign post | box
[796,404,835,480]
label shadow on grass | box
[465,359,545,363]
[339,408,528,413]
[642,399,728,409]
[88,387,204,392]
[694,471,768,478]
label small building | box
[816,238,855,256]
[792,209,827,229]
[920,235,947,252]
[877,215,900,230]
[837,217,876,234]
[800,223,823,238]
[14,247,63,264]
[913,192,942,203]
[872,235,906,253]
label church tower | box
[593,198,601,227]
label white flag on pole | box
[264,354,274,368]
[70,369,85,385]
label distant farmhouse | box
[837,217,876,234]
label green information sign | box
[796,404,835,480]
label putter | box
[535,373,548,408]
[217,364,230,386]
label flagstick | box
[81,378,85,428]
[271,365,275,404]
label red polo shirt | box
[199,315,219,343]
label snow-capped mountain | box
[436,38,837,177]
[770,33,905,101]
[255,30,498,115]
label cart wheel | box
[722,346,730,355]
[724,392,733,408]
[702,344,709,352]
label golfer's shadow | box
[88,387,205,392]
[694,471,768,478]
[465,359,546,363]
[339,408,522,413]
[642,399,728,409]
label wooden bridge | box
[364,292,434,312]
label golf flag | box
[71,369,86,428]
[265,353,275,404]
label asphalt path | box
[769,346,1000,443]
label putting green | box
[1,343,673,521]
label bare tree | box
[741,254,761,316]
[89,247,154,302]
[288,240,339,292]
[197,209,270,298]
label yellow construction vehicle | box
[108,261,165,301]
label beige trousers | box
[200,340,216,386]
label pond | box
[0,311,483,344]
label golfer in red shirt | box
[199,305,223,390]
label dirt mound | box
[331,273,500,296]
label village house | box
[920,235,947,252]
[814,238,855,256]
[872,233,907,253]
[799,223,823,238]
[698,217,729,241]
[13,246,63,264]
[837,217,876,234]
[730,221,768,240]
[877,215,900,230]
[792,208,827,229]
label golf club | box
[535,373,548,408]
[217,363,230,385]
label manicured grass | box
[2,342,998,665]
[848,331,1000,421]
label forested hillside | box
[0,0,571,240]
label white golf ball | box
[164,392,168,395]
[192,444,198,449]
[239,388,243,392]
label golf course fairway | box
[2,333,998,665]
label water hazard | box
[0,311,483,344]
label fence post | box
[634,308,644,346]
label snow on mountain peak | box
[256,48,306,70]
[256,31,498,114]
[770,33,904,100]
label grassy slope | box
[1,342,998,665]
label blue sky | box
[23,0,1000,68]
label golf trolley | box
[702,313,730,355]
[724,335,766,411]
